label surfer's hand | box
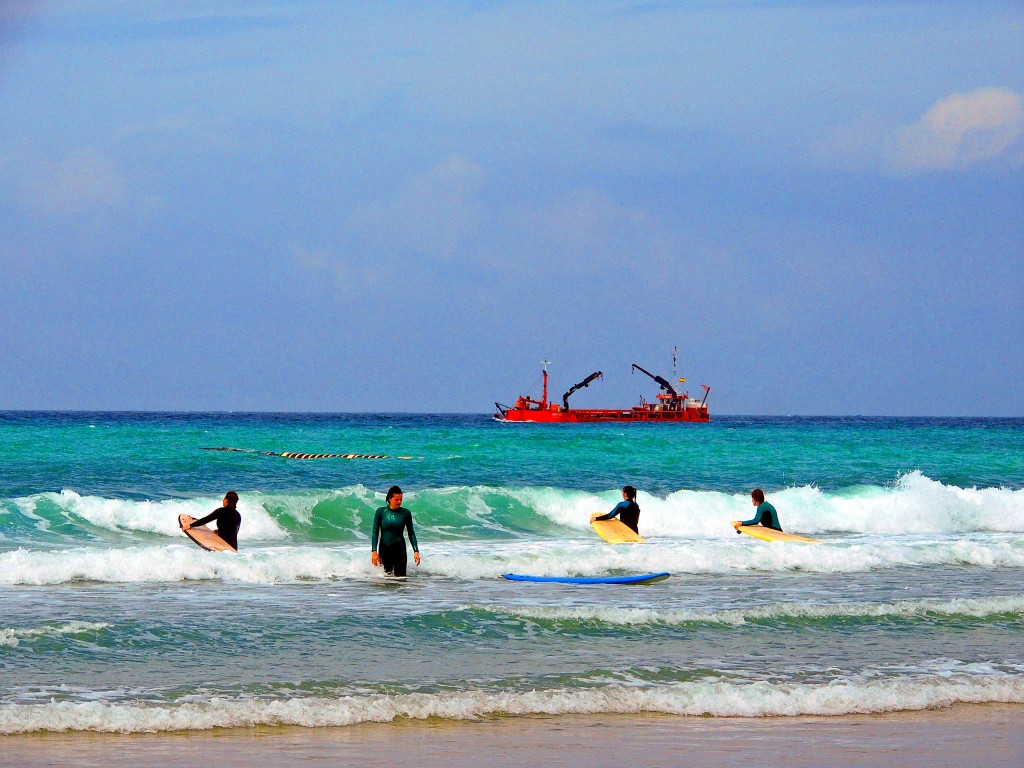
[414,551,421,566]
[371,551,380,567]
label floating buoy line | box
[201,447,417,460]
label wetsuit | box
[372,505,419,577]
[189,505,242,549]
[594,500,641,535]
[739,501,782,532]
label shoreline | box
[3,704,1022,768]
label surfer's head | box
[751,488,765,504]
[223,491,239,508]
[622,485,637,501]
[386,485,403,509]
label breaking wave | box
[1,472,1022,584]
[473,595,1024,627]
[1,472,1021,545]
[1,534,1023,585]
[0,621,110,648]
[3,673,1023,734]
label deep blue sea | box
[1,412,1022,733]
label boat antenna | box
[672,346,678,380]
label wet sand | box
[3,704,1022,767]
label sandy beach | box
[4,704,1022,768]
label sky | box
[0,1,1021,415]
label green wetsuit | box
[739,501,782,531]
[372,505,419,576]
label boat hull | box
[499,406,709,423]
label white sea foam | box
[1,532,1023,585]
[0,545,375,585]
[2,674,1023,734]
[0,621,110,648]
[19,491,289,541]
[520,471,1024,537]
[473,595,1024,626]
[426,536,1024,579]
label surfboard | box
[179,514,237,553]
[732,523,821,544]
[590,513,644,543]
[503,572,670,585]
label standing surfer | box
[371,485,421,576]
[733,488,782,532]
[182,491,242,550]
[592,485,641,534]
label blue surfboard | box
[502,572,670,585]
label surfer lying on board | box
[181,491,242,550]
[371,485,421,577]
[732,488,782,532]
[592,486,641,534]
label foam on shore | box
[2,673,1023,734]
[475,594,1024,626]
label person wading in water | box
[371,485,421,576]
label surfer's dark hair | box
[386,485,403,502]
[224,491,239,506]
[751,488,765,503]
[623,485,637,501]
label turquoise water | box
[1,413,1023,732]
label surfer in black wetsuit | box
[593,485,641,534]
[371,486,420,577]
[182,491,242,550]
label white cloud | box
[527,187,666,273]
[22,148,129,218]
[812,112,890,173]
[890,87,1024,172]
[289,243,381,294]
[347,155,486,260]
[292,156,487,292]
[292,161,683,295]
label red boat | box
[495,360,710,423]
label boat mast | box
[541,359,551,407]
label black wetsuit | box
[594,500,641,534]
[372,505,419,576]
[189,505,241,550]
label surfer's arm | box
[187,510,218,529]
[371,509,383,552]
[737,508,763,527]
[594,500,629,521]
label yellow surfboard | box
[590,513,644,543]
[732,522,820,544]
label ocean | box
[1,412,1022,734]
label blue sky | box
[1,1,1021,414]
